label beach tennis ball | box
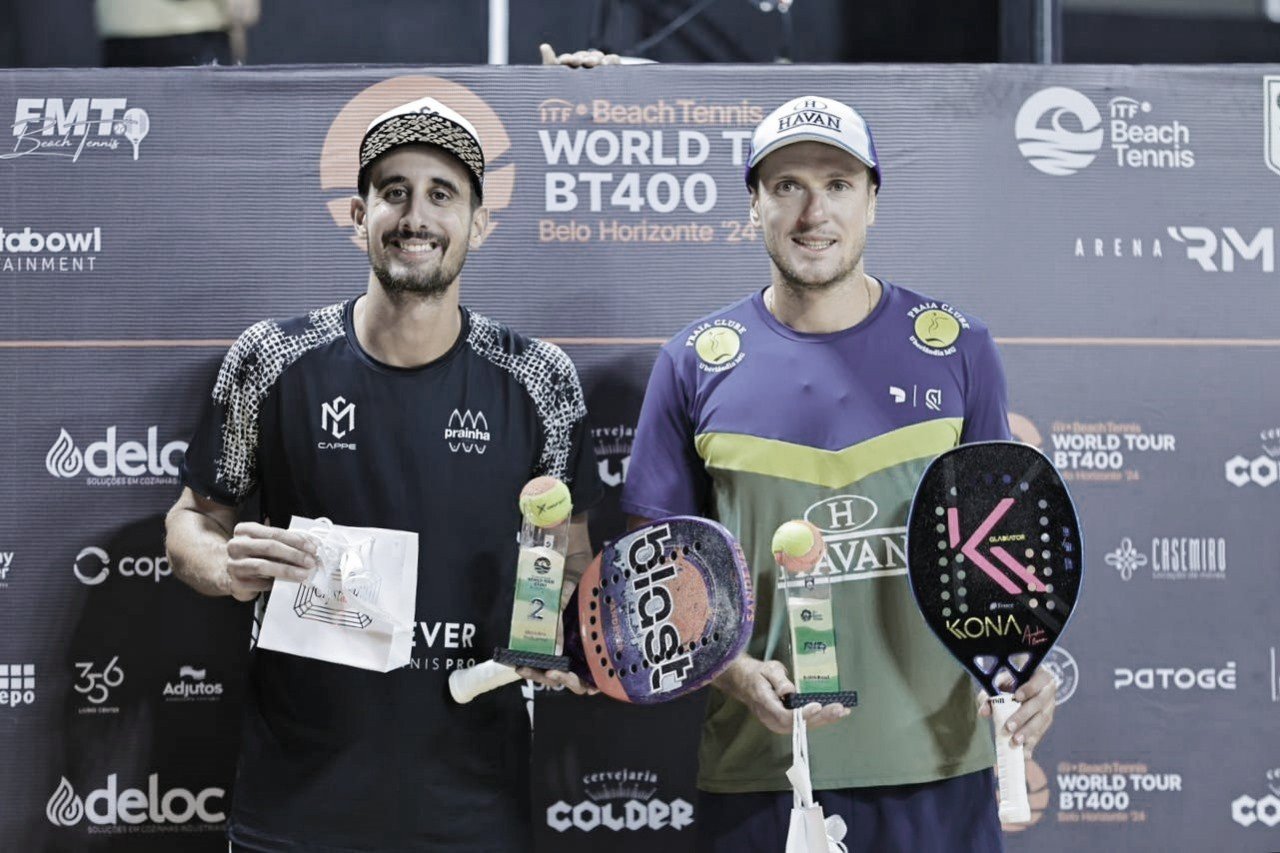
[772,520,824,573]
[519,477,573,528]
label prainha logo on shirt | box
[907,302,966,357]
[445,409,491,454]
[687,319,746,373]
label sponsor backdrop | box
[2,64,1278,850]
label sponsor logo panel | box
[546,768,693,834]
[46,427,187,487]
[6,97,150,162]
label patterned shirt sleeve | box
[620,347,708,520]
[960,327,1012,443]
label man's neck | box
[353,276,463,368]
[765,267,882,334]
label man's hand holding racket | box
[976,665,1056,756]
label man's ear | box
[350,195,368,239]
[866,185,877,227]
[748,189,760,227]
[469,206,491,249]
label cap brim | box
[747,133,878,175]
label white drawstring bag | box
[785,709,849,853]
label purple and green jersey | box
[621,281,1011,793]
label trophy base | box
[493,647,570,671]
[784,690,858,709]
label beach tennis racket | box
[907,441,1083,823]
[450,516,754,705]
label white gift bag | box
[256,516,418,672]
[785,710,849,853]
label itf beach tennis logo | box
[6,98,149,162]
[319,77,515,247]
[1016,87,1194,176]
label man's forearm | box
[165,505,235,597]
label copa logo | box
[73,547,170,586]
[45,427,186,482]
[319,77,514,247]
[1015,87,1104,176]
[46,774,225,828]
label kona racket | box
[450,516,754,705]
[907,441,1083,823]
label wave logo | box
[445,409,490,455]
[1015,87,1104,176]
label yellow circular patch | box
[694,327,742,366]
[913,310,961,349]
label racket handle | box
[449,660,521,704]
[991,694,1031,824]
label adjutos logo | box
[319,77,514,248]
[45,427,186,486]
[46,774,225,830]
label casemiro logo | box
[45,427,186,485]
[45,774,225,829]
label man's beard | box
[369,233,469,297]
[765,238,861,293]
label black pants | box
[102,30,230,67]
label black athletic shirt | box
[181,298,603,852]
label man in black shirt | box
[166,96,603,852]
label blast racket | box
[450,516,754,705]
[906,441,1083,823]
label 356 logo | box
[73,657,124,705]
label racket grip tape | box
[449,660,522,704]
[991,694,1031,823]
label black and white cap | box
[358,96,485,201]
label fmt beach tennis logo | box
[5,98,149,162]
[1016,87,1194,176]
[319,77,515,247]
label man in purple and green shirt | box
[621,95,1058,852]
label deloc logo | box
[73,657,124,714]
[319,76,514,247]
[318,395,357,451]
[1040,646,1078,706]
[0,226,102,274]
[0,549,12,588]
[1265,76,1280,177]
[1055,760,1182,824]
[45,774,225,832]
[45,427,187,486]
[1113,661,1235,691]
[1042,418,1175,484]
[592,423,634,488]
[6,98,149,162]
[1104,536,1225,582]
[687,319,747,374]
[73,547,170,586]
[783,494,907,585]
[547,769,693,833]
[1225,427,1280,487]
[445,409,490,454]
[1231,768,1280,827]
[1016,87,1194,176]
[163,665,223,702]
[999,758,1049,832]
[0,664,35,706]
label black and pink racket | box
[450,516,754,705]
[907,441,1083,823]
